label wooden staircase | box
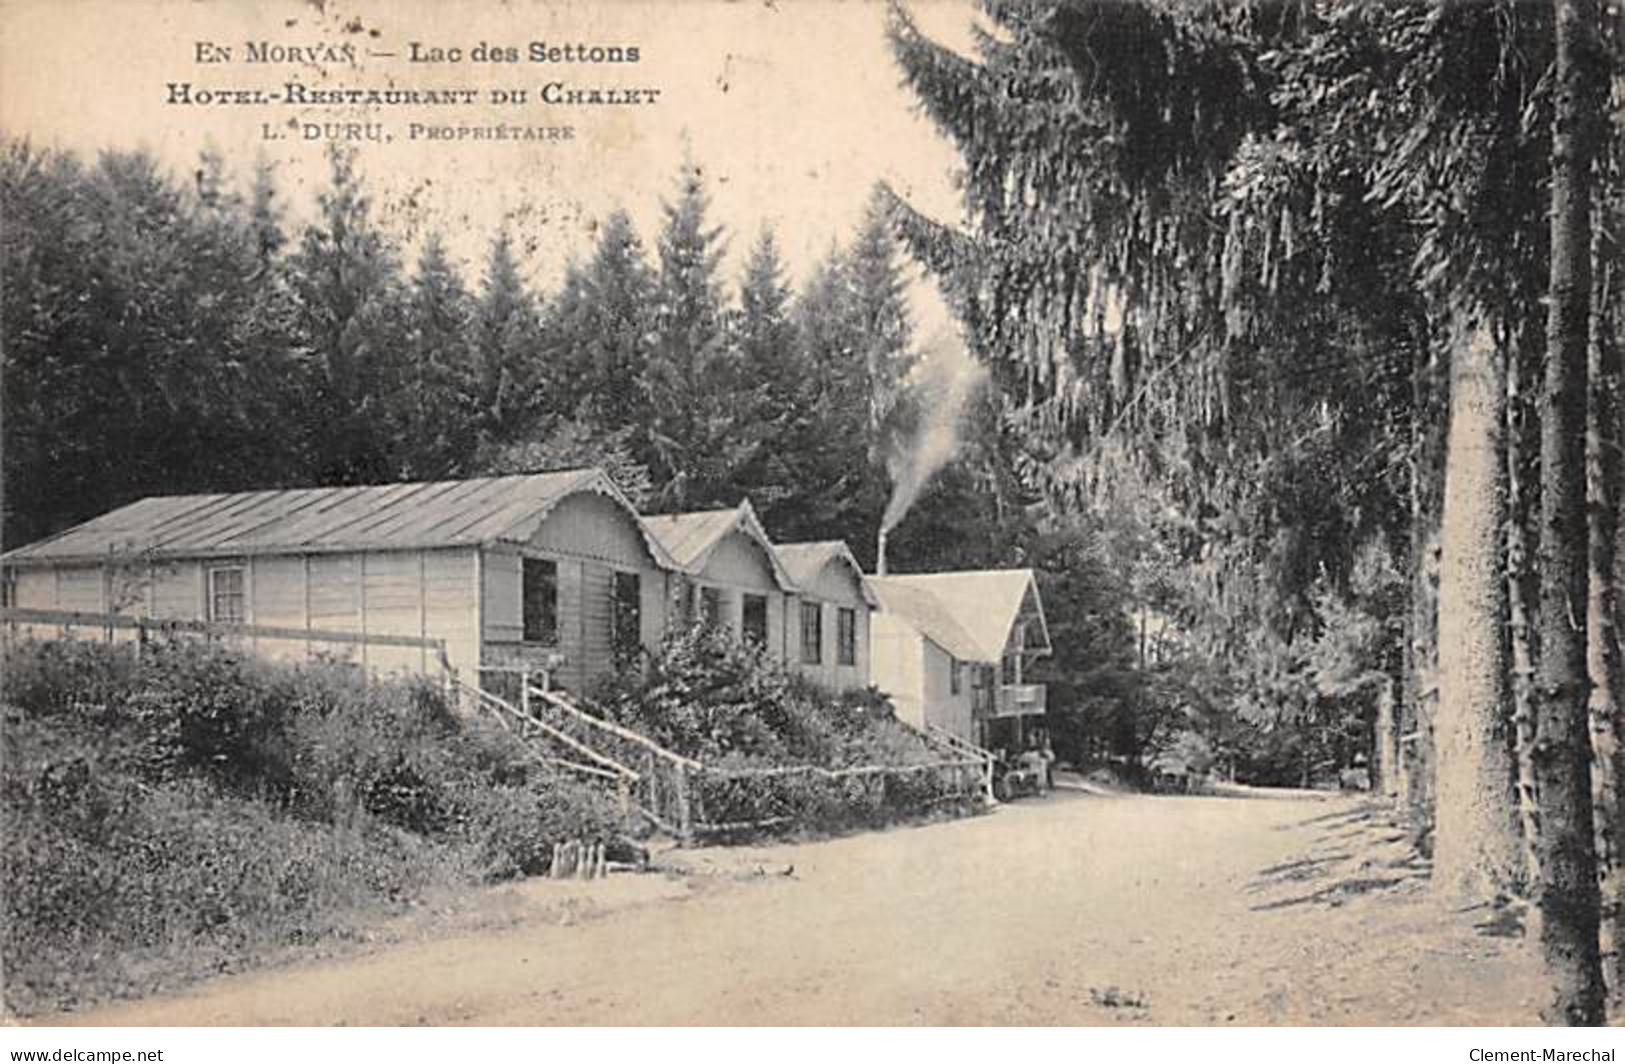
[452,672,700,841]
[453,671,997,843]
[921,723,998,804]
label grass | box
[1,636,621,1016]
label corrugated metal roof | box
[864,569,1050,663]
[3,469,678,566]
[639,509,739,569]
[775,541,877,606]
[640,500,798,590]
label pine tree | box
[887,0,1619,1021]
[1587,102,1625,1000]
[468,228,542,452]
[246,155,285,263]
[731,226,813,531]
[402,231,475,478]
[1,142,305,544]
[642,161,758,509]
[792,247,876,547]
[286,146,410,485]
[1533,0,1608,1023]
[846,188,919,471]
[547,210,656,442]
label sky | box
[0,0,985,311]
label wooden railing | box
[0,606,456,677]
[920,722,997,803]
[993,683,1047,718]
[692,756,991,834]
[502,676,989,843]
[526,684,698,839]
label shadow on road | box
[1247,802,1432,912]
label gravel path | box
[57,789,1544,1025]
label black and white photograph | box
[0,0,1623,1044]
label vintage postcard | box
[1,0,1619,1043]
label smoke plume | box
[880,328,988,534]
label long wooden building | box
[1,472,887,699]
[0,470,682,693]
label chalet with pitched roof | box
[774,541,877,691]
[639,500,804,661]
[864,569,1052,750]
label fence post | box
[521,669,531,718]
[675,761,693,845]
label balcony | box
[992,683,1046,718]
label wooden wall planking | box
[363,551,422,675]
[12,569,54,610]
[253,555,307,663]
[424,548,479,678]
[577,560,613,689]
[56,566,104,612]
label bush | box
[589,624,980,838]
[591,624,936,768]
[0,636,622,1015]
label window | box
[611,571,641,665]
[972,665,994,715]
[837,607,857,666]
[207,565,245,624]
[800,601,823,665]
[522,558,558,643]
[950,657,962,695]
[742,594,768,645]
[1002,654,1018,686]
[699,586,724,628]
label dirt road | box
[59,789,1543,1025]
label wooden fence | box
[468,673,995,844]
[0,606,455,676]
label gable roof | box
[2,469,680,569]
[773,541,878,606]
[864,577,986,661]
[639,500,797,591]
[863,568,1051,664]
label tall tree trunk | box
[1404,327,1449,840]
[1434,314,1523,901]
[1509,323,1545,891]
[1592,237,1618,1000]
[1532,0,1607,1025]
[1588,175,1623,1001]
[1376,677,1401,798]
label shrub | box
[0,637,622,1015]
[590,624,980,838]
[450,774,623,882]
